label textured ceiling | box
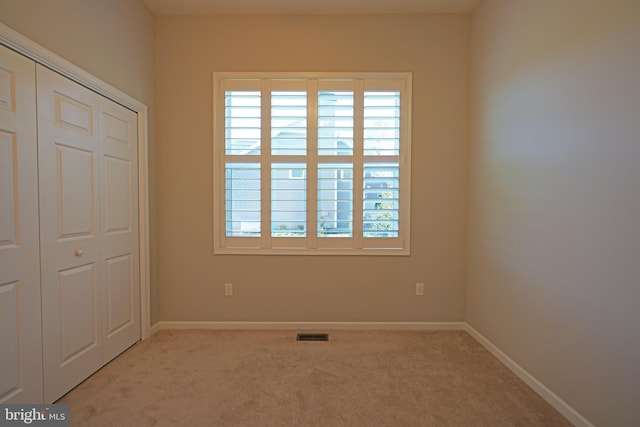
[143,0,480,15]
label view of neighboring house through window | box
[214,73,411,254]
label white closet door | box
[37,64,141,403]
[99,96,140,363]
[0,45,43,404]
[37,65,103,403]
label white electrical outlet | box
[416,283,425,296]
[224,283,233,296]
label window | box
[214,72,412,255]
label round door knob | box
[74,249,83,257]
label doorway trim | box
[0,23,152,340]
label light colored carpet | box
[58,330,572,426]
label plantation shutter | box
[214,73,411,254]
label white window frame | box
[213,72,412,255]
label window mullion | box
[216,78,226,248]
[307,80,318,248]
[261,79,272,248]
[400,77,411,251]
[353,80,364,249]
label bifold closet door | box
[37,65,140,403]
[99,90,140,365]
[0,44,44,404]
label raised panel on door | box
[0,45,43,404]
[57,144,95,238]
[105,255,134,336]
[59,264,99,365]
[0,282,21,400]
[37,64,102,403]
[0,130,17,246]
[104,156,130,233]
[100,97,140,362]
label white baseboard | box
[151,320,466,334]
[464,323,594,427]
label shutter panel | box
[271,163,306,237]
[363,163,399,238]
[225,90,261,155]
[363,91,400,156]
[318,164,353,238]
[271,91,306,156]
[318,91,353,156]
[225,163,261,237]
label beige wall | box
[155,15,469,322]
[467,0,640,425]
[4,1,638,423]
[0,0,154,106]
[0,0,159,323]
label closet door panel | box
[100,97,140,362]
[37,64,102,403]
[0,45,43,404]
[57,144,95,237]
[0,282,21,399]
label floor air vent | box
[297,333,329,342]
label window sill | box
[213,247,410,256]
